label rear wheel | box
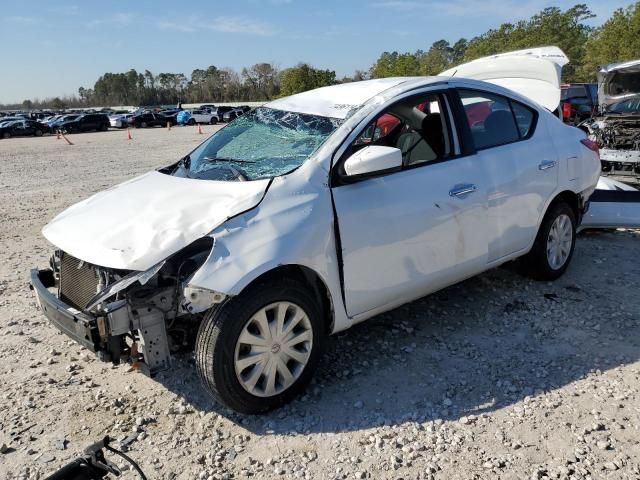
[209,117,217,125]
[521,201,576,280]
[188,118,196,126]
[35,130,43,137]
[2,132,10,139]
[195,278,324,414]
[140,121,148,128]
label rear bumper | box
[29,268,101,352]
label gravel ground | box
[0,126,639,480]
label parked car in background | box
[128,112,173,128]
[50,114,80,130]
[31,75,600,414]
[159,109,180,124]
[187,109,218,125]
[560,83,598,125]
[199,104,216,111]
[222,106,251,122]
[59,114,110,133]
[109,113,133,129]
[0,119,50,138]
[211,106,235,122]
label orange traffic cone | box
[127,128,133,141]
[197,124,203,134]
[167,121,171,130]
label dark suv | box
[60,114,110,133]
[560,83,598,125]
[128,112,174,128]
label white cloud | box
[157,20,196,33]
[157,16,276,36]
[371,0,560,20]
[6,15,40,25]
[208,16,275,35]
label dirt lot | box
[0,126,639,480]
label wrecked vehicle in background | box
[581,60,640,183]
[31,74,600,414]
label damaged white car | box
[31,76,600,413]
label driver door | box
[332,91,489,318]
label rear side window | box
[459,90,519,149]
[511,101,535,137]
[458,89,536,150]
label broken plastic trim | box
[85,261,165,311]
[181,285,227,314]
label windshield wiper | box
[202,156,255,165]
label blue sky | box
[0,0,627,103]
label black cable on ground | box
[105,444,148,480]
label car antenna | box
[450,69,458,77]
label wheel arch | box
[547,189,581,223]
[235,264,335,335]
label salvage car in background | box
[581,60,640,183]
[31,75,600,413]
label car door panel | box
[333,157,488,318]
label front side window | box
[170,107,342,181]
[459,90,522,149]
[346,93,452,168]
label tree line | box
[4,2,640,110]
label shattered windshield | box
[171,107,343,181]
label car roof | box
[265,76,542,119]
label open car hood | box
[43,171,270,271]
[441,46,568,111]
[598,60,640,108]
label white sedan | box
[31,76,600,413]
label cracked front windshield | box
[171,107,343,181]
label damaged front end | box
[30,237,225,375]
[586,115,640,180]
[583,59,640,182]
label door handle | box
[538,160,557,170]
[449,184,477,199]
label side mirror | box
[343,146,402,177]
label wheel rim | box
[547,213,572,270]
[234,301,313,398]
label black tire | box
[2,132,10,139]
[521,201,576,281]
[188,118,196,126]
[34,130,43,137]
[100,124,108,131]
[140,121,148,128]
[209,117,217,125]
[195,278,324,414]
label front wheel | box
[209,118,217,125]
[187,118,196,125]
[521,201,576,280]
[195,278,324,414]
[34,129,43,137]
[140,121,148,128]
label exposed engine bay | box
[33,237,224,376]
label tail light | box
[580,138,600,159]
[562,102,572,120]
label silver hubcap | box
[547,213,573,270]
[234,302,313,398]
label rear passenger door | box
[457,88,558,261]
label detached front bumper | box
[29,268,101,352]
